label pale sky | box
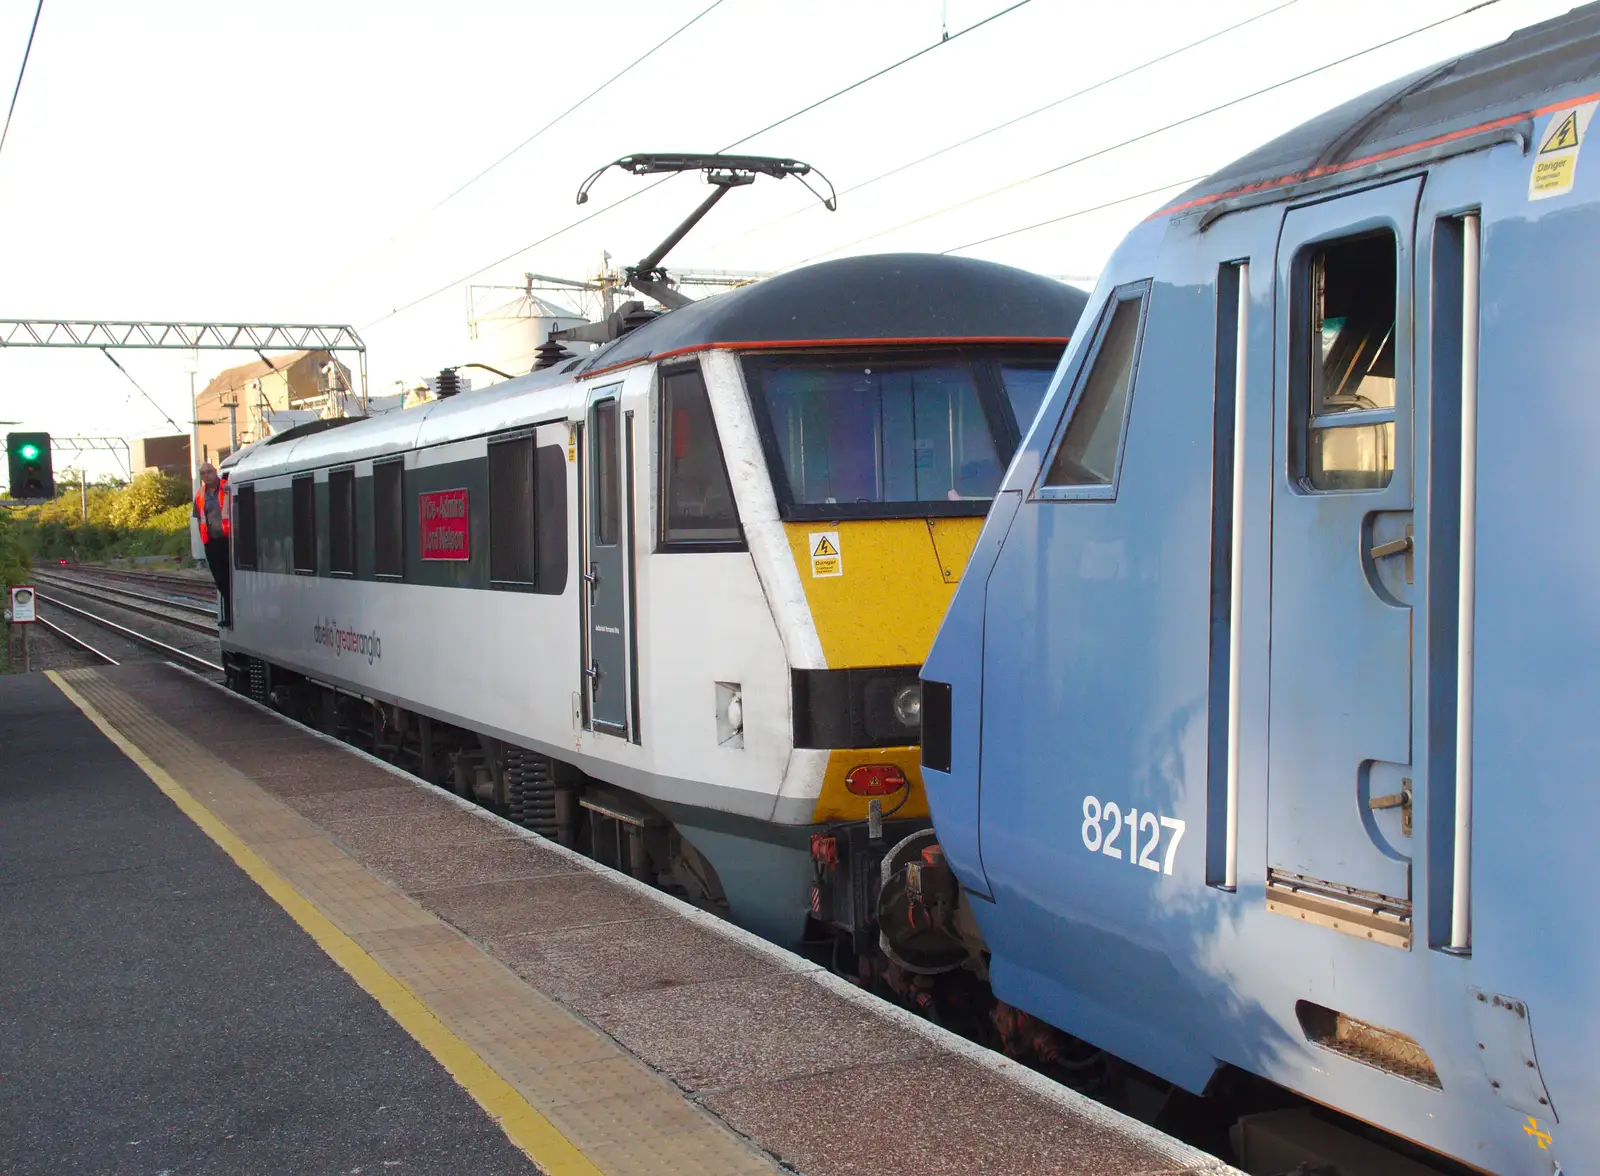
[0,0,1578,482]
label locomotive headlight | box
[892,683,921,729]
[795,667,925,748]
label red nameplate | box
[419,488,469,561]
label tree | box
[107,471,189,529]
[0,511,28,588]
[6,470,192,564]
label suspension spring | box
[503,748,558,836]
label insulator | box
[435,368,461,398]
[533,338,574,371]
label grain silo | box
[467,282,590,381]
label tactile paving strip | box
[52,668,780,1176]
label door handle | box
[1367,778,1412,837]
[583,563,600,592]
[584,662,602,684]
[1368,524,1414,586]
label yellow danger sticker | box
[1530,101,1598,201]
[809,530,842,578]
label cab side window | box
[1301,233,1396,492]
[1040,284,1149,494]
[659,366,743,549]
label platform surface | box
[0,662,1239,1176]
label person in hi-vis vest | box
[192,462,231,626]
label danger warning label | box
[809,531,842,578]
[1546,111,1580,152]
[1530,102,1597,201]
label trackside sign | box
[419,488,469,561]
[9,585,35,623]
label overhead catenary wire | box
[708,0,1308,251]
[427,0,729,217]
[794,0,1505,265]
[99,349,184,435]
[362,0,1039,330]
[0,0,44,164]
[717,0,1034,152]
[939,175,1207,255]
[327,0,729,291]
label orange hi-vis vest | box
[195,479,231,545]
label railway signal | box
[6,432,54,501]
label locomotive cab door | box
[1265,178,1422,943]
[581,384,635,738]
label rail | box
[33,574,218,633]
[33,615,120,665]
[52,566,216,600]
[36,593,222,673]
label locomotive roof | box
[223,253,1083,481]
[578,253,1086,376]
[1162,2,1600,220]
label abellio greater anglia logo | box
[312,618,382,664]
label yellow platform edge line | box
[46,670,601,1176]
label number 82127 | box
[1081,795,1185,875]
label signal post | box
[8,584,35,671]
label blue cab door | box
[1266,179,1422,924]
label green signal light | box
[17,443,39,461]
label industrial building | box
[192,350,353,464]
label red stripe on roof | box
[1151,85,1600,221]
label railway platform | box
[0,660,1238,1176]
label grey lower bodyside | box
[227,644,822,945]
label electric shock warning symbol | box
[809,531,842,577]
[1530,102,1598,200]
[1543,111,1580,153]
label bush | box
[6,473,194,565]
[0,511,28,588]
[108,471,190,529]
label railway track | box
[28,593,221,673]
[14,573,223,675]
[30,615,123,665]
[51,564,217,604]
[32,572,218,634]
[32,593,220,672]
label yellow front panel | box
[784,515,985,825]
[783,518,984,668]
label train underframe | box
[225,650,1470,1176]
